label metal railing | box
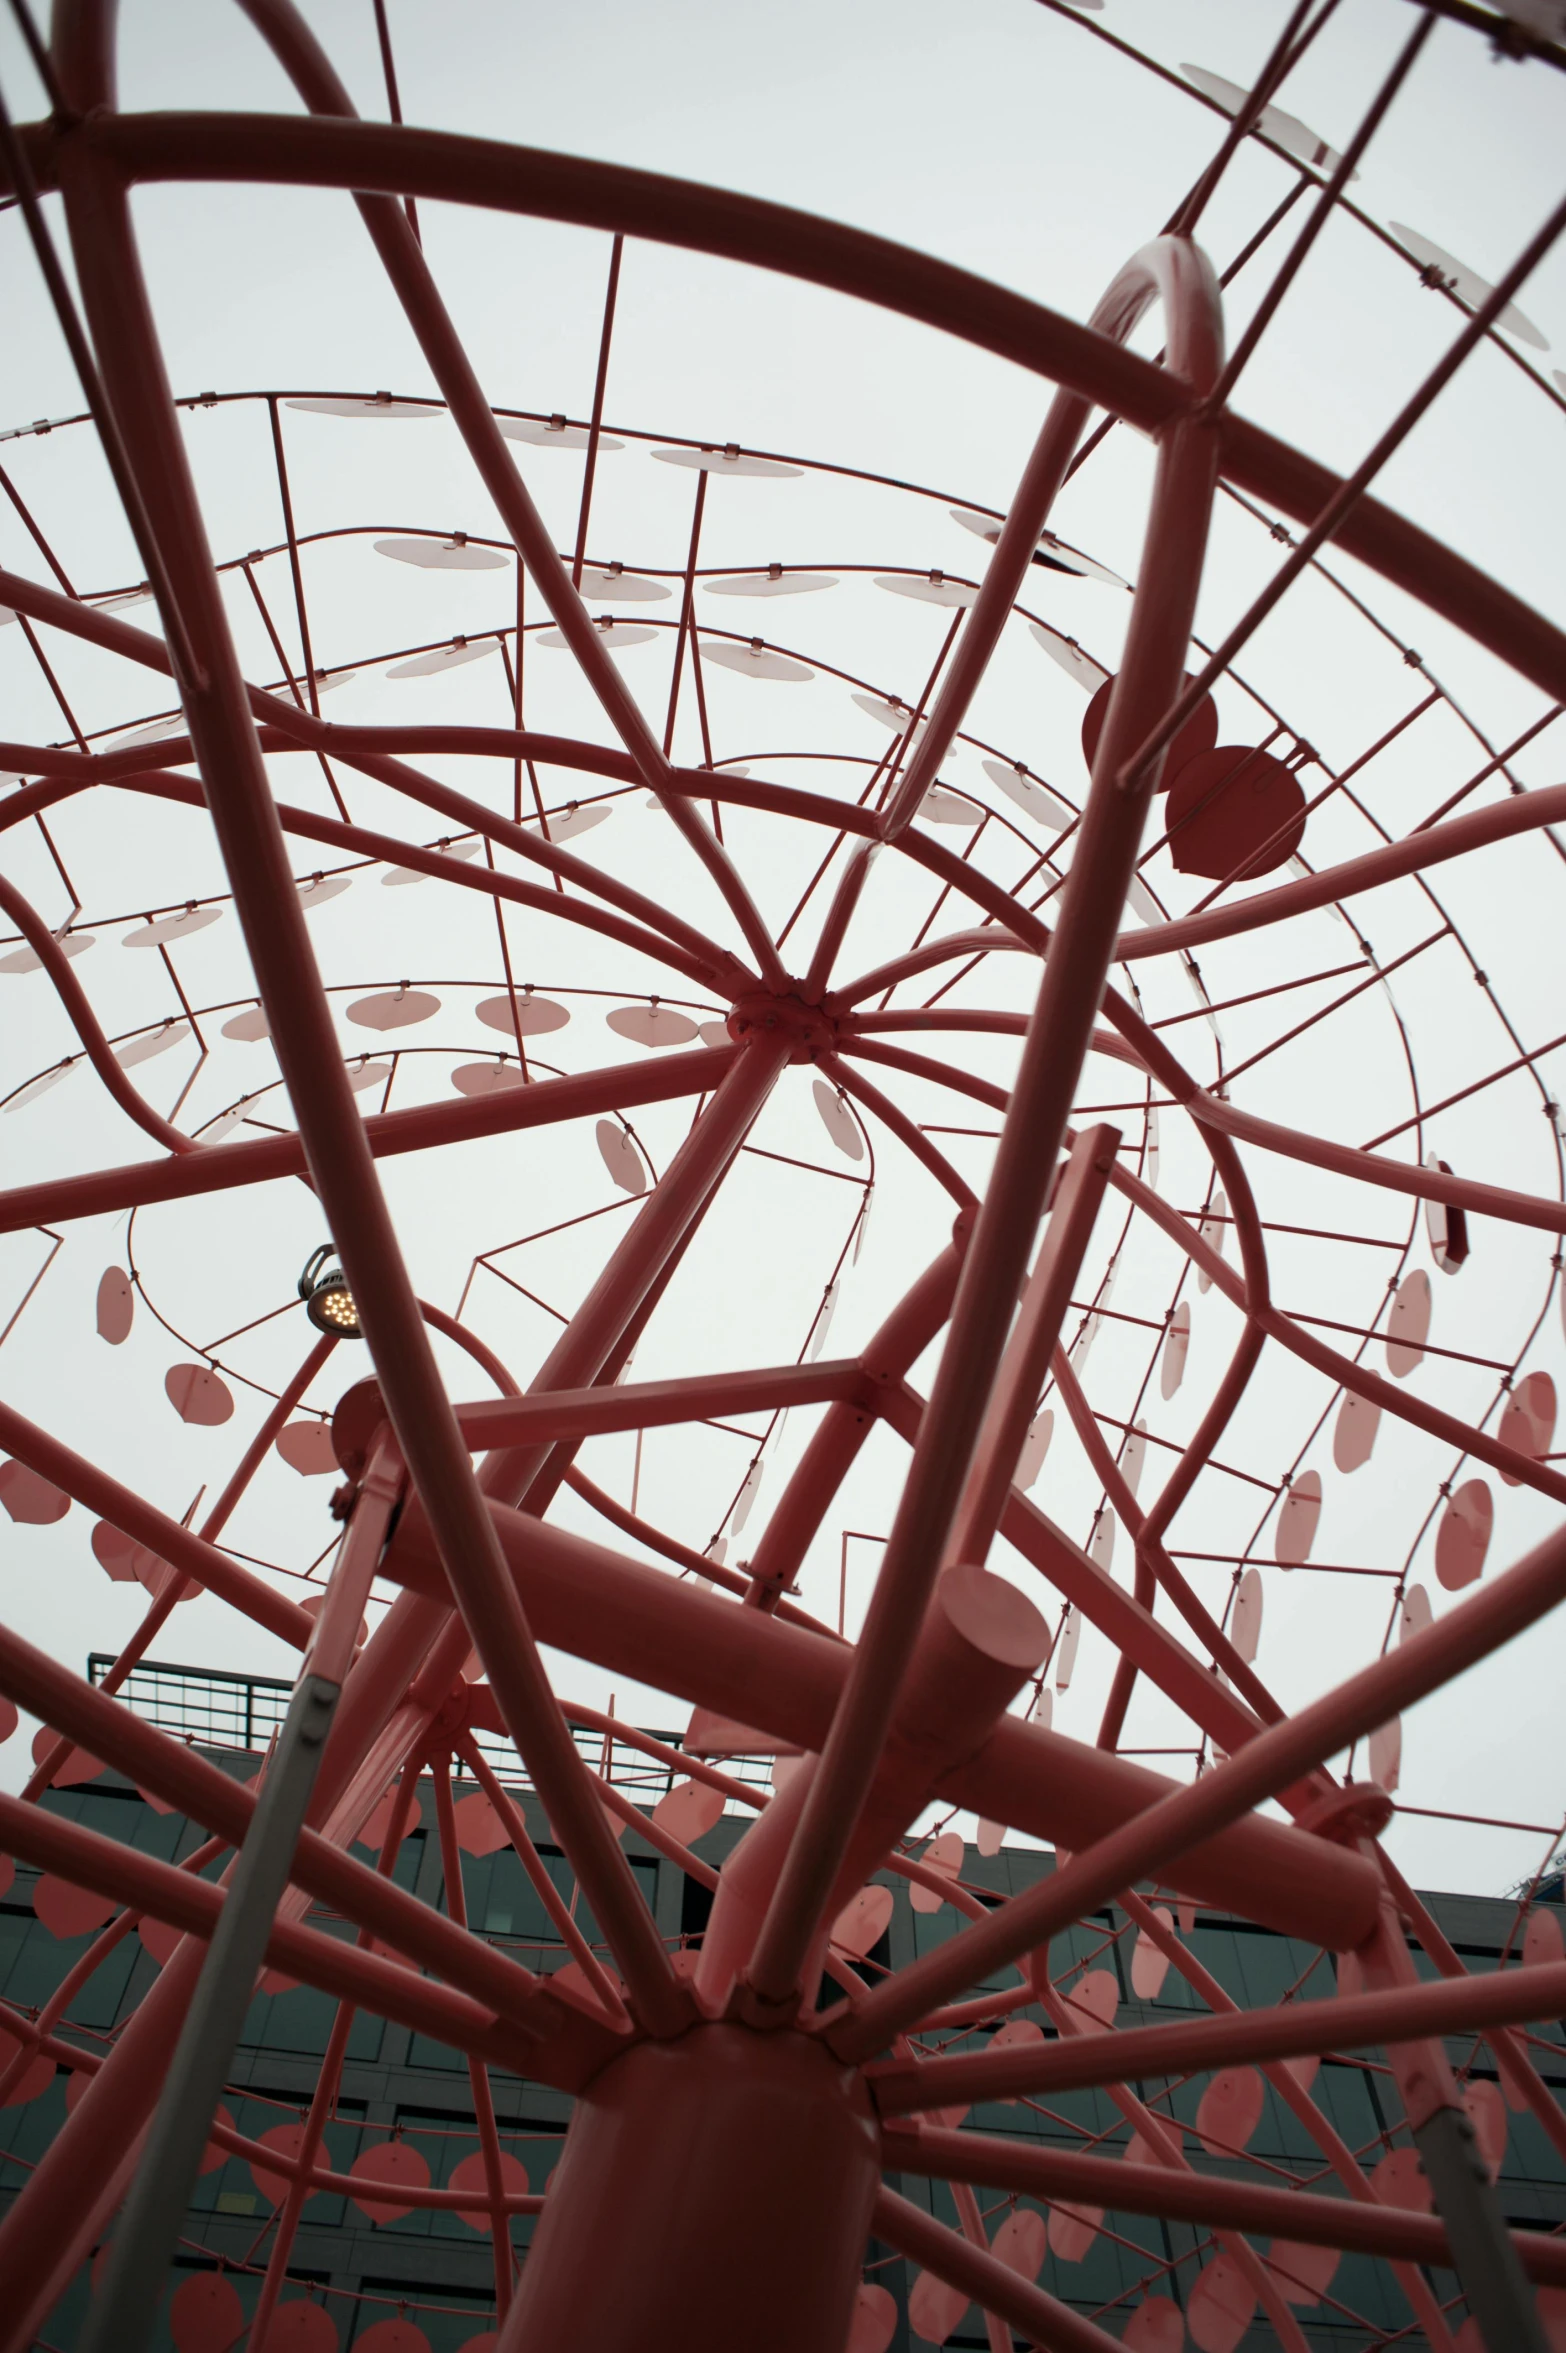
[85,1654,777,1808]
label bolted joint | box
[725,989,837,1062]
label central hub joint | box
[725,988,835,1062]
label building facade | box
[1,1658,1562,2351]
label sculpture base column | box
[500,2022,881,2353]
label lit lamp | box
[298,1245,362,1338]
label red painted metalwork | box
[0,4,1563,2347]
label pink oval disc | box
[1159,1302,1190,1399]
[1064,1967,1119,2033]
[1270,2238,1344,2309]
[169,2269,244,2353]
[845,2282,897,2353]
[1333,1390,1380,1473]
[1232,1566,1263,1662]
[1165,746,1306,882]
[449,2146,529,2231]
[909,1829,963,1914]
[30,1727,102,1784]
[250,2122,310,2207]
[1436,1479,1493,1591]
[256,2303,338,2352]
[1048,2199,1102,2262]
[346,989,440,1031]
[831,1884,893,1958]
[165,1363,235,1426]
[1195,2066,1264,2156]
[992,2206,1047,2281]
[595,1118,647,1196]
[1370,2146,1431,2210]
[1186,2249,1256,2353]
[1386,1269,1432,1379]
[349,2137,431,2223]
[1524,1909,1565,1969]
[96,1266,134,1343]
[275,1421,340,1476]
[0,1461,70,1524]
[0,2018,55,2105]
[650,1776,725,1846]
[1082,671,1217,783]
[907,2269,969,2344]
[353,1790,403,1855]
[353,2325,432,2353]
[1499,1370,1556,1485]
[1131,1910,1175,2000]
[33,1875,117,1939]
[1368,1715,1401,1792]
[605,1003,699,1048]
[450,1061,526,1096]
[987,2016,1044,2104]
[452,1790,510,1856]
[1123,2296,1186,2352]
[475,992,569,1038]
[140,1916,184,1965]
[1275,1470,1321,1567]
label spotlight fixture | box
[298,1245,362,1338]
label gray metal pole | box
[77,1673,340,2353]
[1416,2102,1550,2353]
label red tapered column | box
[498,2026,879,2353]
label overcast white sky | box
[1,0,1564,1906]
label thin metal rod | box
[572,232,623,587]
[1209,11,1438,405]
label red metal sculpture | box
[0,1,1564,2346]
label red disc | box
[250,2121,310,2207]
[1164,745,1306,881]
[95,1265,135,1343]
[449,2147,529,2231]
[0,2018,55,2105]
[165,1362,236,1426]
[169,2269,244,2353]
[0,1461,70,1524]
[353,2325,431,2353]
[33,1875,117,1939]
[349,2137,431,2223]
[257,2304,339,2352]
[275,1421,340,1475]
[1081,669,1218,783]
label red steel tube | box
[0,1794,535,2071]
[0,1042,738,1235]
[872,1955,1566,2112]
[746,241,1224,2003]
[429,1493,1381,1946]
[438,1359,874,1455]
[885,2124,1566,2289]
[0,1396,314,1649]
[944,1127,1118,1569]
[871,2186,1125,2353]
[27,1333,337,1798]
[831,1510,1566,2061]
[238,0,788,994]
[0,870,197,1153]
[19,109,1564,698]
[471,1034,791,1511]
[0,1614,579,2047]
